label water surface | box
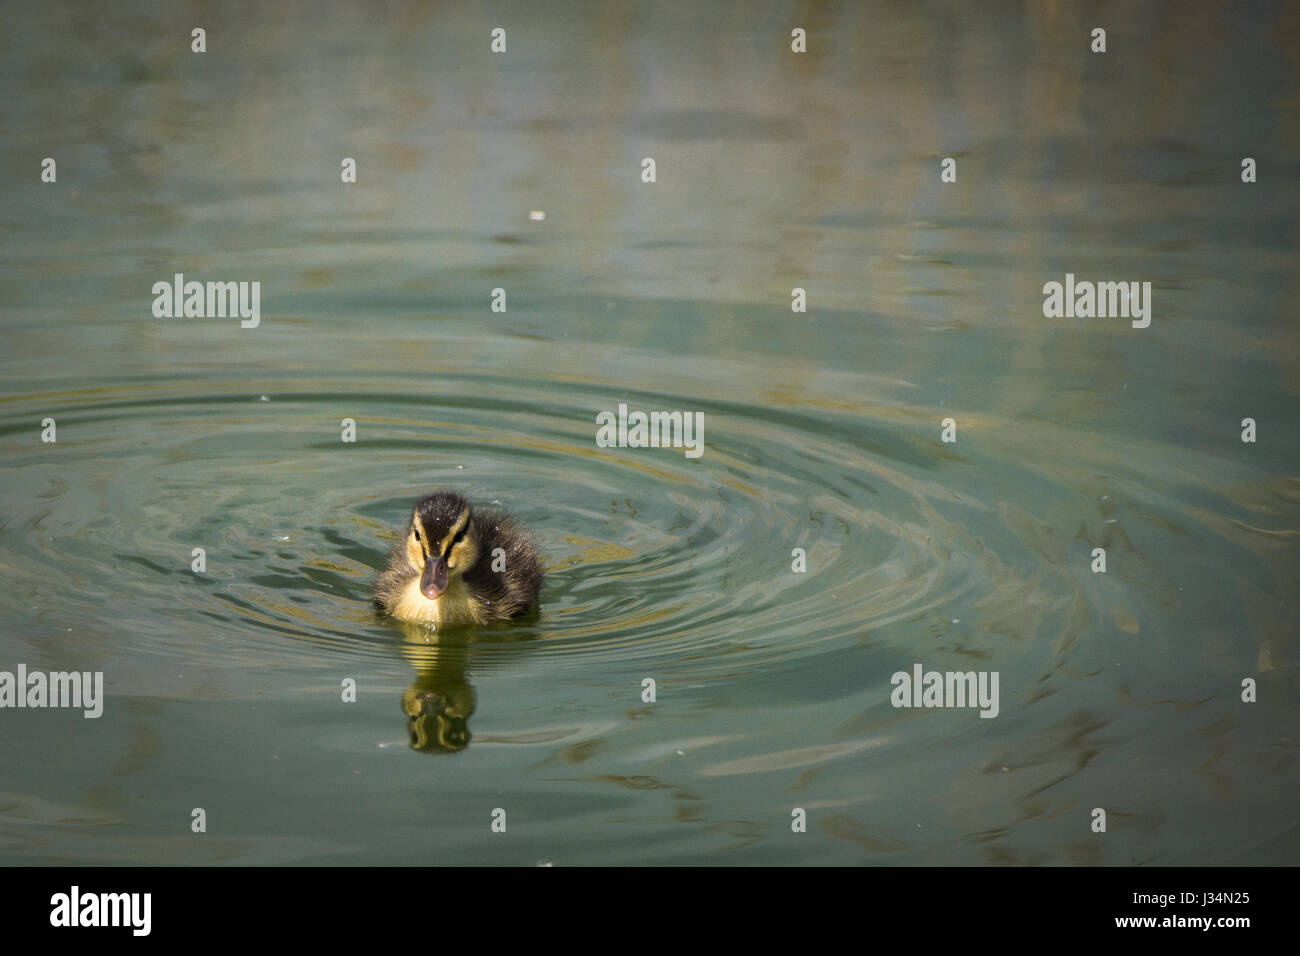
[1,0,1297,865]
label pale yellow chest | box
[389,576,487,626]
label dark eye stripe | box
[443,527,467,558]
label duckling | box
[374,491,543,626]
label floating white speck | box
[529,210,546,221]
[259,395,269,402]
[675,749,686,756]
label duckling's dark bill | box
[421,556,449,599]
[374,491,543,626]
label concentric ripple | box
[0,341,1286,707]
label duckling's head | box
[406,491,480,599]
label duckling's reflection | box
[392,625,476,753]
[390,622,538,754]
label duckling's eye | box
[413,528,420,542]
[452,530,465,545]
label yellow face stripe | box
[439,510,470,556]
[411,511,429,559]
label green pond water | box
[0,1,1297,865]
